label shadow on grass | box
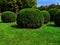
[0,21,4,23]
[47,24,60,27]
[0,21,8,23]
[11,25,40,29]
[11,25,23,29]
[0,21,2,23]
[0,21,15,23]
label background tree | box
[0,0,36,12]
[48,4,58,9]
[38,5,49,11]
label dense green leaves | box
[41,10,50,24]
[1,11,16,22]
[17,8,44,28]
[54,10,60,26]
[48,8,59,21]
[0,0,36,12]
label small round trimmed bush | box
[17,8,44,28]
[1,11,16,22]
[48,8,58,21]
[54,10,60,26]
[41,10,50,23]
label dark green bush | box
[48,8,58,21]
[1,11,16,22]
[41,10,50,23]
[17,8,44,28]
[54,10,60,26]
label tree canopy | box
[0,0,36,12]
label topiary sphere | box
[54,10,60,26]
[48,8,58,21]
[1,11,16,22]
[41,10,50,24]
[17,8,44,28]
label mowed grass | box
[0,17,60,45]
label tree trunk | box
[15,6,19,15]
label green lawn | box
[0,17,60,45]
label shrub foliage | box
[1,11,16,22]
[17,8,44,28]
[54,10,60,26]
[41,10,50,23]
[48,8,58,21]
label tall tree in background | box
[0,0,17,12]
[0,0,36,12]
[48,4,58,9]
[38,6,48,10]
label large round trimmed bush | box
[48,8,58,21]
[1,11,16,22]
[41,10,50,24]
[17,8,44,28]
[54,10,60,26]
